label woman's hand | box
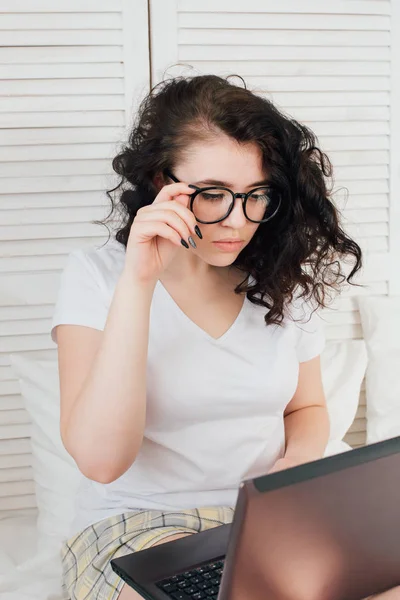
[124,181,200,284]
[268,456,311,474]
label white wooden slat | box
[320,136,389,151]
[0,236,109,257]
[0,46,123,64]
[0,63,124,80]
[0,221,105,240]
[335,165,389,180]
[0,454,32,469]
[0,467,33,483]
[178,0,391,15]
[0,160,112,179]
[345,222,389,238]
[0,306,53,322]
[2,0,122,11]
[248,78,391,94]
[1,127,124,146]
[179,13,390,31]
[0,111,124,129]
[0,191,110,209]
[187,61,390,77]
[0,96,125,113]
[329,152,389,167]
[310,123,389,136]
[356,406,366,420]
[348,418,367,434]
[0,367,14,381]
[179,30,390,47]
[274,92,390,109]
[0,351,56,370]
[1,272,67,307]
[0,31,122,46]
[0,396,24,411]
[0,439,31,456]
[1,205,108,226]
[284,107,389,123]
[0,507,38,518]
[342,209,388,224]
[0,400,23,414]
[0,255,67,273]
[0,381,20,395]
[0,481,35,497]
[1,13,122,30]
[179,46,390,62]
[0,143,118,163]
[2,319,53,337]
[337,180,389,195]
[335,195,389,211]
[0,336,53,354]
[0,425,31,440]
[0,175,116,194]
[0,79,124,96]
[360,237,388,252]
[389,0,400,295]
[0,495,36,511]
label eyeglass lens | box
[192,187,279,224]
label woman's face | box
[173,135,266,268]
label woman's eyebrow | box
[194,178,270,187]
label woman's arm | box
[57,270,156,483]
[270,356,330,472]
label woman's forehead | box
[180,139,266,186]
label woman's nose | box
[222,196,247,228]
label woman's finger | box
[136,209,193,244]
[153,182,194,206]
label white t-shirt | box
[51,239,325,537]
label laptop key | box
[171,592,191,600]
[192,593,206,600]
[160,581,177,593]
[206,587,218,596]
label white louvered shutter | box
[149,0,399,448]
[0,0,149,516]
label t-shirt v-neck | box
[155,279,249,345]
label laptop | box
[111,435,400,600]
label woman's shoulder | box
[69,238,126,280]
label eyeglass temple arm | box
[164,169,200,191]
[163,169,179,183]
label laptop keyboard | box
[156,559,225,599]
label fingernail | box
[188,236,197,249]
[194,225,203,239]
[188,184,198,190]
[181,239,189,249]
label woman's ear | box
[153,172,166,192]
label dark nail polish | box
[188,184,198,190]
[188,236,197,249]
[194,225,203,239]
[181,239,189,249]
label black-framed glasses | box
[164,169,281,225]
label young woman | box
[51,74,390,600]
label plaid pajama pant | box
[61,506,234,600]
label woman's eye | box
[203,193,223,200]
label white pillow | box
[9,353,82,553]
[321,340,368,444]
[9,341,366,550]
[358,295,400,444]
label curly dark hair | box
[97,74,363,326]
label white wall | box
[0,0,149,515]
[1,0,399,513]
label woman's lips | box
[212,240,245,252]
